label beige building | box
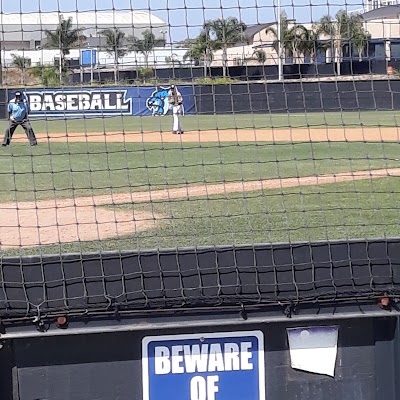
[211,20,333,67]
[211,5,400,67]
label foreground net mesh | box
[0,0,400,320]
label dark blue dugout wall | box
[0,239,400,399]
[0,318,398,400]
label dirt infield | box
[1,167,399,249]
[8,126,400,143]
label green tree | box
[353,31,371,61]
[30,65,59,87]
[299,27,330,63]
[183,31,215,77]
[44,16,84,84]
[204,17,247,77]
[317,10,367,74]
[165,54,182,66]
[129,30,165,68]
[11,54,31,84]
[137,67,154,84]
[253,49,267,64]
[266,12,308,64]
[99,28,128,83]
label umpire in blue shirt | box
[2,91,37,146]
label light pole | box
[160,30,168,47]
[277,0,283,81]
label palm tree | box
[99,28,128,83]
[44,16,84,84]
[129,30,165,68]
[317,10,366,74]
[165,54,182,66]
[11,54,31,84]
[183,31,215,77]
[204,17,247,77]
[253,49,267,64]
[299,27,329,63]
[353,31,371,61]
[266,12,308,64]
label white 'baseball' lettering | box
[25,91,131,113]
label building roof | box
[245,23,275,39]
[362,5,400,20]
[0,10,166,26]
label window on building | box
[368,41,385,59]
[390,41,400,59]
[315,48,326,63]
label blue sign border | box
[142,330,265,400]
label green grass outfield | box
[2,110,400,133]
[0,141,399,203]
[1,139,400,255]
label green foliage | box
[44,16,84,82]
[11,54,31,69]
[204,17,247,77]
[99,28,128,60]
[317,10,368,68]
[165,55,182,66]
[184,17,246,77]
[129,30,165,67]
[193,77,240,84]
[266,12,309,63]
[204,17,247,49]
[11,54,32,84]
[30,65,59,87]
[183,31,214,72]
[44,17,84,56]
[252,49,267,64]
[99,28,128,83]
[137,67,154,83]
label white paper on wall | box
[286,326,339,377]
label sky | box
[0,0,368,42]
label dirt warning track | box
[8,127,400,143]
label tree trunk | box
[222,47,228,78]
[335,38,341,76]
[59,53,65,85]
[0,45,3,87]
[114,56,118,84]
[202,54,207,77]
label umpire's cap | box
[15,91,22,97]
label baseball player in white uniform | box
[168,85,184,134]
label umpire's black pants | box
[2,119,37,146]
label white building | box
[365,0,400,11]
[0,10,168,51]
[2,48,190,69]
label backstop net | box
[0,0,399,322]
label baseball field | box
[1,110,400,255]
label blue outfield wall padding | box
[20,85,196,119]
